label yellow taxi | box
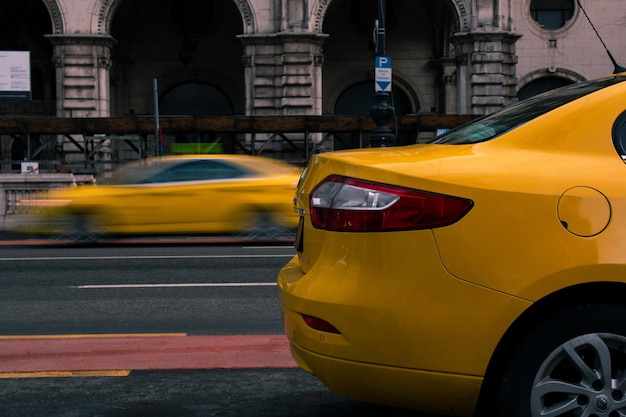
[24,154,301,240]
[278,74,626,417]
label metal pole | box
[153,78,161,156]
[376,0,386,56]
[369,0,395,147]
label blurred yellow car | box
[25,154,301,240]
[278,74,626,417]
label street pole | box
[369,0,396,147]
[153,78,162,157]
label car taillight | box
[302,314,341,334]
[310,175,473,232]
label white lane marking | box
[0,254,293,261]
[243,246,293,249]
[74,282,278,289]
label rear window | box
[433,76,626,145]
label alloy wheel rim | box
[531,333,626,417]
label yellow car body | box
[26,154,301,238]
[278,75,626,416]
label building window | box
[530,0,575,30]
[517,77,573,101]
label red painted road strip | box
[0,334,297,373]
[0,236,294,246]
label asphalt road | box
[0,237,448,417]
[3,368,430,417]
[0,240,291,335]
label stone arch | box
[310,0,331,33]
[517,67,586,92]
[41,0,64,34]
[325,68,421,147]
[232,0,256,33]
[97,0,124,35]
[323,67,368,113]
[311,0,469,35]
[97,0,255,36]
[139,66,244,114]
[323,66,422,115]
[516,68,585,100]
[449,0,470,32]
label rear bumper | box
[277,230,531,414]
[288,339,481,417]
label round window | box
[529,0,575,30]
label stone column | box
[439,58,458,115]
[238,32,327,155]
[46,34,116,118]
[239,32,327,116]
[453,31,521,115]
[455,54,470,115]
[46,34,115,165]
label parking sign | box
[375,56,392,92]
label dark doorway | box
[160,82,234,154]
[334,81,414,149]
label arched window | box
[517,77,574,100]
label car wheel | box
[55,213,106,243]
[237,210,293,240]
[490,303,626,417]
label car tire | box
[238,210,293,239]
[56,212,105,243]
[489,303,626,417]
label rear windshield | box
[432,76,626,145]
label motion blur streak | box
[0,370,131,379]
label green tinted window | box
[141,160,248,183]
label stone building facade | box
[0,0,624,166]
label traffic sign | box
[375,56,392,92]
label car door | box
[117,159,250,233]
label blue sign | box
[375,56,392,92]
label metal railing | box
[0,114,476,175]
[0,173,95,230]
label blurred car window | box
[103,159,178,185]
[141,160,249,183]
[100,158,253,185]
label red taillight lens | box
[302,314,341,334]
[310,175,473,232]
